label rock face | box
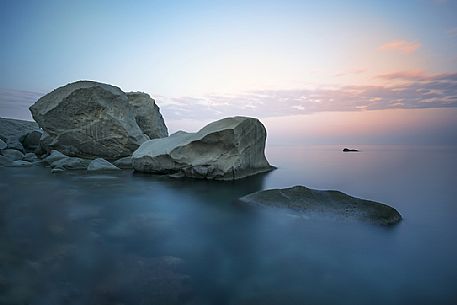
[29,81,168,160]
[132,116,273,180]
[239,186,402,225]
[0,117,40,153]
[113,156,133,169]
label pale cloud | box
[379,40,421,54]
[1,72,457,121]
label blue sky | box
[1,0,457,143]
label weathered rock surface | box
[127,92,168,139]
[1,149,24,161]
[0,118,40,153]
[113,156,133,169]
[87,158,120,171]
[132,116,273,180]
[239,186,402,225]
[29,81,168,159]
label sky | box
[1,0,457,144]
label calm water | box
[1,145,456,305]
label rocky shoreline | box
[1,80,402,225]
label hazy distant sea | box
[1,145,456,305]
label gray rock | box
[51,168,65,174]
[23,152,39,162]
[0,139,7,150]
[51,157,90,170]
[239,185,402,226]
[0,155,12,166]
[21,130,42,151]
[8,160,33,167]
[132,116,273,180]
[1,149,24,161]
[127,92,168,139]
[0,118,39,152]
[87,158,121,171]
[35,131,52,156]
[113,156,133,169]
[43,150,67,164]
[29,81,168,159]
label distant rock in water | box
[132,116,273,180]
[343,148,359,152]
[29,81,168,160]
[239,186,402,225]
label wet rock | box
[51,157,90,170]
[29,81,168,159]
[239,185,402,225]
[0,155,12,166]
[21,130,42,152]
[23,153,39,162]
[1,149,24,161]
[132,116,273,180]
[0,139,7,150]
[87,158,120,171]
[43,150,67,164]
[8,160,33,167]
[113,156,133,169]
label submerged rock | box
[239,185,402,225]
[343,148,359,152]
[29,81,168,159]
[8,160,33,167]
[87,158,120,171]
[132,116,273,180]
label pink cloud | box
[379,40,421,54]
[377,70,457,81]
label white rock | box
[0,118,39,153]
[29,81,168,159]
[87,158,121,171]
[132,116,273,180]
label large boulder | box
[0,117,40,153]
[29,81,168,160]
[132,116,273,180]
[239,186,402,225]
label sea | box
[1,144,456,305]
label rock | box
[343,148,359,152]
[87,158,121,171]
[113,156,133,169]
[43,150,67,164]
[51,168,65,174]
[21,130,42,151]
[29,81,168,159]
[132,116,273,180]
[22,152,39,162]
[8,160,33,167]
[239,186,402,225]
[127,92,168,139]
[1,149,24,161]
[0,118,40,152]
[35,132,52,156]
[0,155,12,166]
[0,139,6,150]
[51,157,90,170]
